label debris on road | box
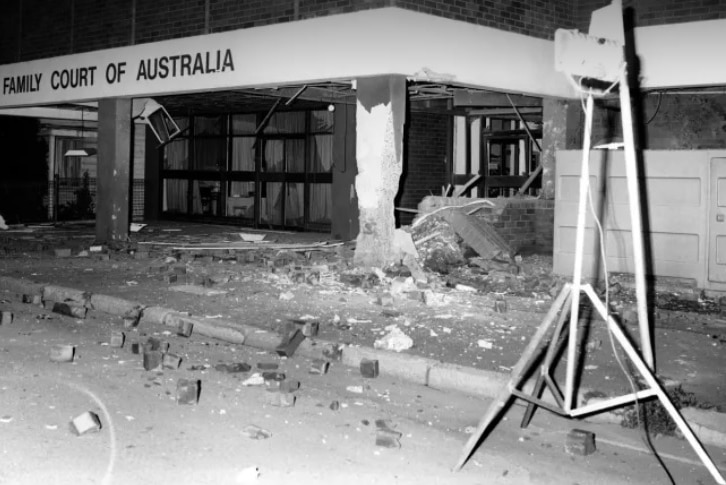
[176,378,201,405]
[50,344,75,363]
[374,325,413,352]
[242,425,271,440]
[565,428,597,456]
[70,411,102,436]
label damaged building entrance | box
[161,109,334,232]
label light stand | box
[453,2,725,483]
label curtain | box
[309,134,333,223]
[264,112,305,134]
[230,137,255,197]
[164,140,189,213]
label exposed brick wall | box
[577,0,726,30]
[0,0,20,64]
[474,198,554,253]
[209,0,294,32]
[74,0,132,53]
[18,0,73,61]
[397,110,450,226]
[391,0,576,40]
[135,0,205,44]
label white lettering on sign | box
[136,49,234,81]
[3,73,42,94]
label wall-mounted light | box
[133,98,181,145]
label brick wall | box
[135,0,206,44]
[75,0,133,53]
[397,110,450,226]
[577,0,726,30]
[392,0,575,39]
[474,197,554,253]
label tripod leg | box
[520,373,546,428]
[454,284,571,471]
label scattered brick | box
[144,337,162,352]
[265,389,295,407]
[0,311,13,325]
[322,343,343,361]
[309,359,330,375]
[214,362,251,373]
[50,344,75,363]
[22,294,42,305]
[275,329,305,357]
[375,428,402,448]
[130,342,141,354]
[494,298,508,313]
[164,274,178,284]
[177,320,194,338]
[261,371,286,382]
[51,302,87,319]
[110,331,125,348]
[302,321,319,338]
[360,359,379,378]
[565,429,596,456]
[70,411,102,436]
[377,293,394,306]
[162,353,182,370]
[176,379,200,405]
[256,362,279,371]
[143,350,163,371]
[280,380,300,393]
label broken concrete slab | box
[49,301,88,319]
[162,353,183,369]
[309,359,330,375]
[43,285,90,306]
[275,329,305,357]
[143,350,163,371]
[442,209,512,260]
[90,294,144,317]
[0,276,44,297]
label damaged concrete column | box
[540,98,576,200]
[353,75,406,268]
[96,98,132,244]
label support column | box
[353,75,406,268]
[331,101,358,240]
[541,98,578,200]
[96,98,132,244]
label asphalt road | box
[1,299,724,485]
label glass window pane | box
[309,135,333,173]
[194,138,225,170]
[285,182,304,227]
[191,181,221,215]
[287,139,305,172]
[227,184,255,219]
[310,110,334,133]
[264,111,305,134]
[231,137,255,171]
[263,140,284,172]
[164,139,189,169]
[231,114,257,135]
[163,179,188,213]
[194,115,226,136]
[173,116,190,136]
[260,182,283,226]
[309,183,331,224]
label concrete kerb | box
[1,275,725,449]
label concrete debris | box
[565,429,597,456]
[375,427,402,449]
[143,350,163,371]
[301,321,319,338]
[309,359,330,375]
[110,331,125,348]
[162,353,183,369]
[256,362,279,371]
[0,311,13,324]
[346,385,364,394]
[242,425,271,440]
[215,362,251,373]
[50,344,75,363]
[275,328,305,357]
[242,373,265,386]
[477,339,494,350]
[360,358,380,378]
[70,411,102,436]
[279,291,294,301]
[49,301,87,319]
[329,400,340,411]
[265,389,295,407]
[374,326,413,352]
[176,378,201,405]
[442,209,512,260]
